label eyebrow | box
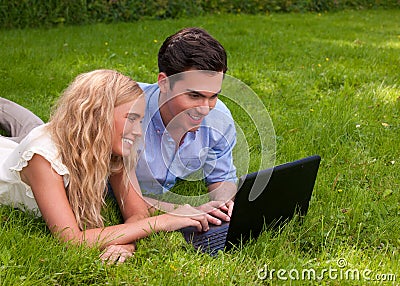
[186,89,221,98]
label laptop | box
[180,155,321,256]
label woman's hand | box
[100,243,135,264]
[158,204,210,232]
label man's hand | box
[204,181,236,224]
[196,199,234,225]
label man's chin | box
[188,125,201,132]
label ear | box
[157,72,169,94]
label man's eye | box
[188,93,200,98]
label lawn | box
[1,9,399,285]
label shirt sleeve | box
[204,106,237,185]
[0,125,70,214]
[6,125,70,188]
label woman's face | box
[112,96,145,157]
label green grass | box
[1,9,400,285]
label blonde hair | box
[47,69,143,230]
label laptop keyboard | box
[182,223,229,256]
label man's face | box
[158,70,224,133]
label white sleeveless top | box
[0,124,70,215]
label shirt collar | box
[149,91,166,135]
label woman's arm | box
[21,154,209,249]
[109,169,215,230]
[108,169,150,224]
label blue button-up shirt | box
[136,83,237,194]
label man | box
[1,28,238,224]
[135,27,237,224]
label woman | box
[0,70,209,263]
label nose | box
[195,105,210,116]
[195,97,214,116]
[130,121,142,137]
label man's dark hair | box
[158,27,228,76]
